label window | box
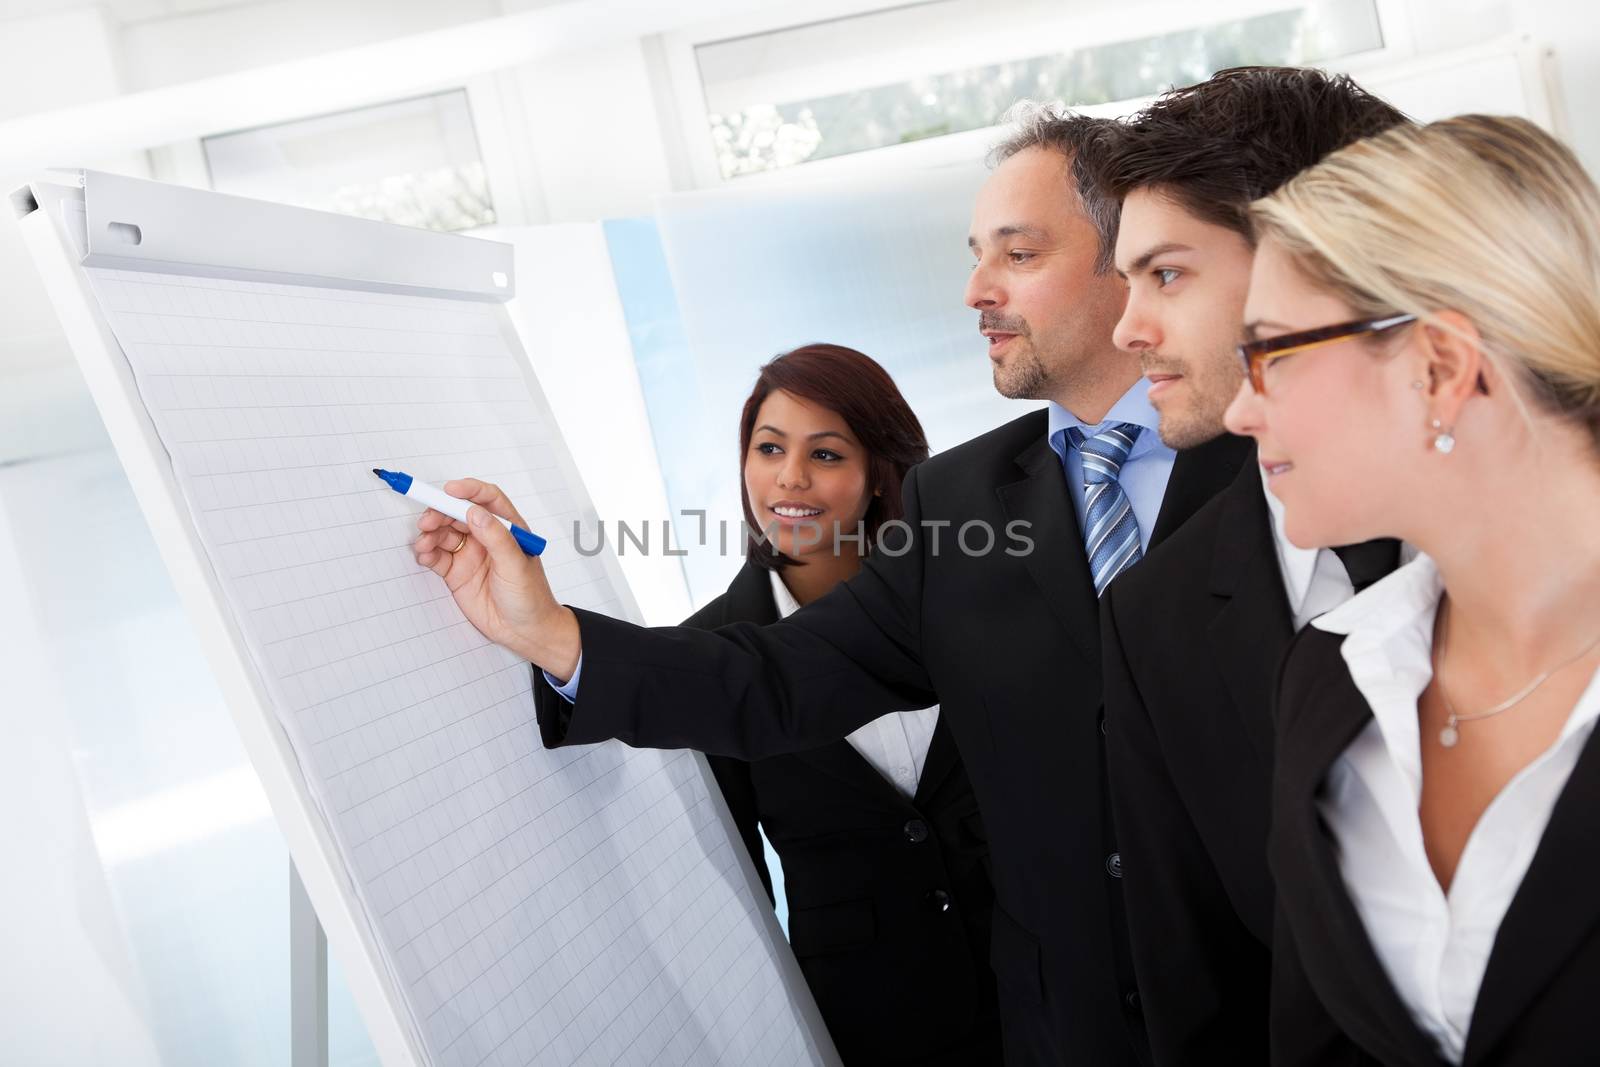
[203,89,495,232]
[695,0,1386,179]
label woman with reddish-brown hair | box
[686,343,1000,1065]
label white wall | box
[494,221,694,625]
[1,8,150,466]
[0,7,123,121]
[1389,0,1599,169]
[0,475,167,1065]
[507,39,675,223]
[1398,0,1514,50]
[118,0,500,91]
[1508,0,1600,167]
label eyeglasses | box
[1236,313,1417,394]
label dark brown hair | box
[989,101,1123,274]
[1088,66,1409,259]
[738,344,929,570]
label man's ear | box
[1418,310,1489,429]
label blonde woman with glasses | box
[1223,115,1600,1066]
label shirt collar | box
[1313,554,1444,794]
[1313,552,1440,641]
[768,569,801,620]
[1312,552,1600,797]
[1260,465,1323,617]
[1046,376,1163,463]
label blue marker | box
[373,468,547,556]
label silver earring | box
[1431,418,1456,454]
[1410,380,1425,391]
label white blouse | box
[1310,554,1600,1063]
[768,571,940,799]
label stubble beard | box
[994,339,1053,401]
[983,309,1055,401]
[1145,350,1246,450]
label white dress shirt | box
[1261,467,1360,629]
[1309,554,1600,1063]
[767,570,939,799]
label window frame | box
[198,86,504,233]
[656,0,1416,188]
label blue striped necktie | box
[1069,423,1144,596]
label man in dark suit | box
[413,105,1248,1064]
[1088,68,1408,1064]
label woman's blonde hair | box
[1249,114,1600,446]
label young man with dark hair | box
[1087,67,1410,1064]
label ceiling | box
[0,0,588,24]
[0,0,260,25]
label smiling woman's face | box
[743,389,874,561]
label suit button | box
[1105,852,1122,879]
[1099,713,1108,737]
[903,819,930,844]
[1125,991,1141,1011]
[926,889,951,913]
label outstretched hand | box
[411,477,580,680]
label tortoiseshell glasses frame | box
[1236,313,1417,394]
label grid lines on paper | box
[86,266,816,1066]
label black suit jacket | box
[1270,624,1600,1066]
[1100,454,1286,1065]
[536,408,1250,1065]
[687,560,1000,1066]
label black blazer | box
[536,408,1250,1065]
[1270,624,1600,1066]
[1100,455,1286,1065]
[687,560,1001,1066]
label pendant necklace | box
[1433,600,1600,748]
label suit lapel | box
[1205,460,1293,765]
[790,733,910,802]
[1151,432,1253,546]
[911,715,959,806]
[721,562,774,625]
[994,428,1251,664]
[995,434,1100,661]
[1462,725,1600,1064]
[1277,639,1453,1066]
